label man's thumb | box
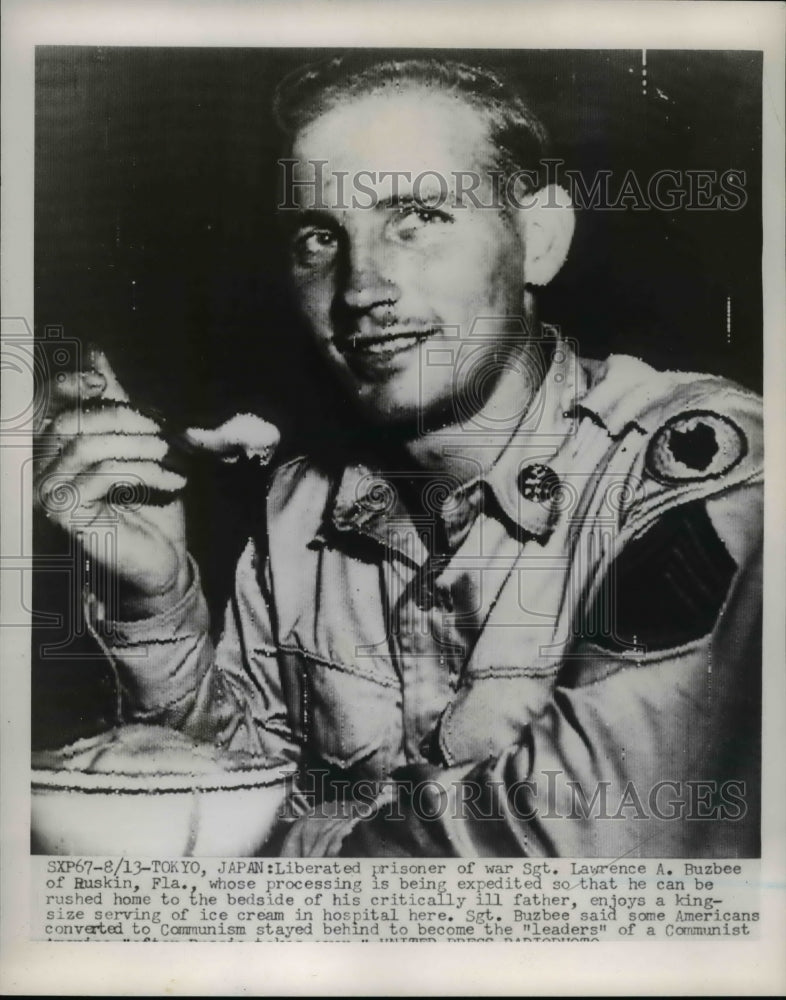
[89,347,130,403]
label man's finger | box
[48,403,162,442]
[38,460,186,517]
[35,370,108,431]
[74,460,186,506]
[36,405,164,476]
[44,432,170,482]
[50,369,107,404]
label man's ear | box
[514,184,575,287]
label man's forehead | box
[291,85,495,184]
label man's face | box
[285,85,529,428]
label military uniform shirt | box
[105,343,763,858]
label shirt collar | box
[325,462,432,565]
[316,340,618,553]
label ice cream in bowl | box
[32,724,297,856]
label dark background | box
[33,47,763,747]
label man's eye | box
[292,229,338,262]
[392,205,454,239]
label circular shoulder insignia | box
[645,410,747,485]
[517,463,560,503]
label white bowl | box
[32,724,297,856]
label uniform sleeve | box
[105,538,300,765]
[338,481,763,858]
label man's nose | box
[341,232,399,311]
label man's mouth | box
[338,328,439,357]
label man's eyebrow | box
[284,209,340,231]
[377,193,446,210]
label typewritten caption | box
[33,857,760,942]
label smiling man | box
[34,56,763,858]
[279,66,566,433]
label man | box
[34,56,762,857]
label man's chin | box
[353,386,457,436]
[324,359,459,435]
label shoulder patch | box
[645,410,747,485]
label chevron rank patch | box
[645,409,747,485]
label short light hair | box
[273,54,551,186]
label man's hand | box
[34,349,190,620]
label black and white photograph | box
[30,42,764,859]
[2,0,785,993]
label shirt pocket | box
[559,633,714,689]
[281,646,401,774]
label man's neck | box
[403,339,548,484]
